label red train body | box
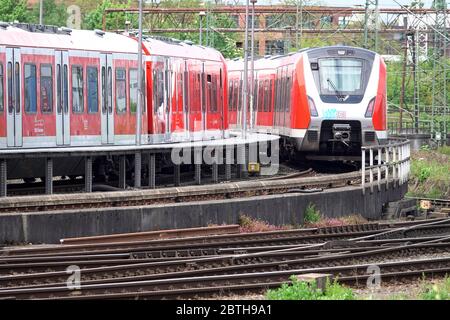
[0,24,228,151]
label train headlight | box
[365,98,376,118]
[308,96,318,117]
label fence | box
[361,138,410,195]
[387,120,449,135]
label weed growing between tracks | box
[238,215,292,233]
[266,276,355,300]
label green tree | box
[31,0,68,27]
[0,0,32,23]
[83,0,132,30]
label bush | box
[266,276,355,300]
[421,277,450,300]
[304,203,321,224]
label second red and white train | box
[228,46,387,160]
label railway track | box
[1,218,449,299]
[0,171,363,214]
[1,254,450,300]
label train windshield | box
[319,58,363,95]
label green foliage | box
[266,276,355,300]
[83,0,132,30]
[418,166,432,183]
[31,0,68,27]
[438,146,450,156]
[421,277,450,300]
[304,203,321,224]
[0,0,32,23]
[386,57,450,110]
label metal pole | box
[242,0,249,139]
[250,0,257,131]
[136,0,143,146]
[39,0,43,25]
[199,12,205,45]
[134,0,143,189]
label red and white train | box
[227,46,387,160]
[0,23,228,151]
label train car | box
[228,46,387,160]
[0,23,228,179]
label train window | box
[115,68,126,114]
[15,62,20,113]
[87,67,98,113]
[275,78,280,112]
[319,58,363,94]
[258,82,263,112]
[264,80,269,112]
[72,65,84,113]
[212,76,218,113]
[228,81,233,111]
[107,67,112,113]
[285,76,291,112]
[0,64,4,113]
[101,67,106,114]
[129,69,138,113]
[183,69,188,113]
[153,70,164,114]
[201,73,206,113]
[7,62,13,113]
[24,64,37,114]
[238,79,243,111]
[40,64,53,114]
[63,65,68,113]
[269,79,274,112]
[57,64,61,114]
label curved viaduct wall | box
[0,182,407,244]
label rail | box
[361,138,410,195]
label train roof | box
[143,36,224,61]
[0,23,224,61]
[0,24,138,53]
[226,46,378,72]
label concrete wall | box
[0,182,407,244]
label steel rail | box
[2,237,450,290]
[2,255,450,299]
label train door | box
[55,51,70,145]
[187,62,203,140]
[100,53,114,144]
[5,48,22,147]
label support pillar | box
[174,164,181,187]
[148,153,155,189]
[237,145,248,178]
[0,160,6,197]
[194,148,202,185]
[225,147,232,181]
[85,156,93,193]
[45,158,53,195]
[134,152,141,188]
[119,156,126,189]
[212,162,218,183]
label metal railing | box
[361,138,410,195]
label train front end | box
[297,46,387,160]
